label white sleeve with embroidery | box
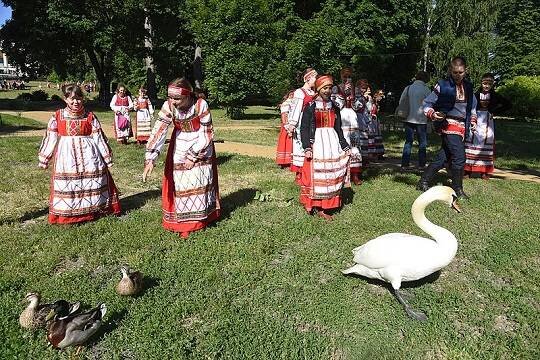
[37,114,59,169]
[187,100,214,161]
[148,99,154,115]
[287,90,305,127]
[91,114,113,167]
[145,101,173,163]
[423,84,440,119]
[110,95,121,113]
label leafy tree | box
[425,0,501,84]
[492,0,540,80]
[187,0,287,117]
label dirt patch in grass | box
[54,256,85,275]
[493,314,519,335]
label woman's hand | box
[433,111,446,120]
[184,159,195,170]
[142,161,154,182]
[304,149,313,159]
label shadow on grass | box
[0,124,46,134]
[216,154,233,165]
[120,190,161,214]
[136,276,161,298]
[85,309,128,348]
[342,187,355,205]
[218,188,257,220]
[0,207,49,225]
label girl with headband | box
[142,78,220,238]
[299,75,351,220]
[38,83,121,224]
[285,68,318,184]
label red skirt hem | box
[162,209,220,233]
[464,165,494,174]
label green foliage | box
[426,0,501,84]
[498,76,540,117]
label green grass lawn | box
[0,113,539,359]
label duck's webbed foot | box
[393,288,427,321]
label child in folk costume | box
[300,75,351,220]
[464,73,511,179]
[133,86,154,144]
[332,67,363,185]
[142,78,220,238]
[284,68,318,183]
[38,84,121,224]
[110,85,133,144]
[275,90,295,168]
[354,79,371,164]
[370,89,386,159]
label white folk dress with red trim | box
[110,94,133,142]
[464,92,494,174]
[145,99,220,233]
[300,99,350,212]
[333,84,363,175]
[287,87,315,173]
[275,96,294,166]
[353,91,370,161]
[134,96,154,142]
[38,109,121,224]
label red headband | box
[315,75,334,91]
[303,69,318,82]
[168,85,191,98]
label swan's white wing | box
[352,233,438,269]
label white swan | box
[342,186,461,321]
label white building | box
[0,50,20,79]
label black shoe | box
[451,168,469,199]
[416,180,430,192]
[416,164,438,192]
[455,188,469,199]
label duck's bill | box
[45,309,55,321]
[451,198,462,213]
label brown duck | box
[116,266,143,296]
[19,292,79,330]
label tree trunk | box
[144,8,157,100]
[85,46,111,103]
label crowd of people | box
[37,56,511,238]
[0,79,26,90]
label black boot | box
[451,168,469,199]
[416,164,438,192]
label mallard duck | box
[47,303,107,350]
[19,292,80,330]
[342,186,461,321]
[116,266,143,296]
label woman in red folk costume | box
[333,67,363,185]
[38,84,121,224]
[110,84,134,144]
[133,85,154,144]
[275,90,295,168]
[284,68,318,183]
[464,73,511,179]
[300,75,351,220]
[142,78,220,238]
[370,89,386,159]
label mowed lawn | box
[0,112,539,359]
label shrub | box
[498,76,540,117]
[30,90,48,101]
[51,94,62,101]
[16,92,32,101]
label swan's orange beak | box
[451,197,461,213]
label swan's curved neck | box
[411,195,458,262]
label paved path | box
[2,110,539,184]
